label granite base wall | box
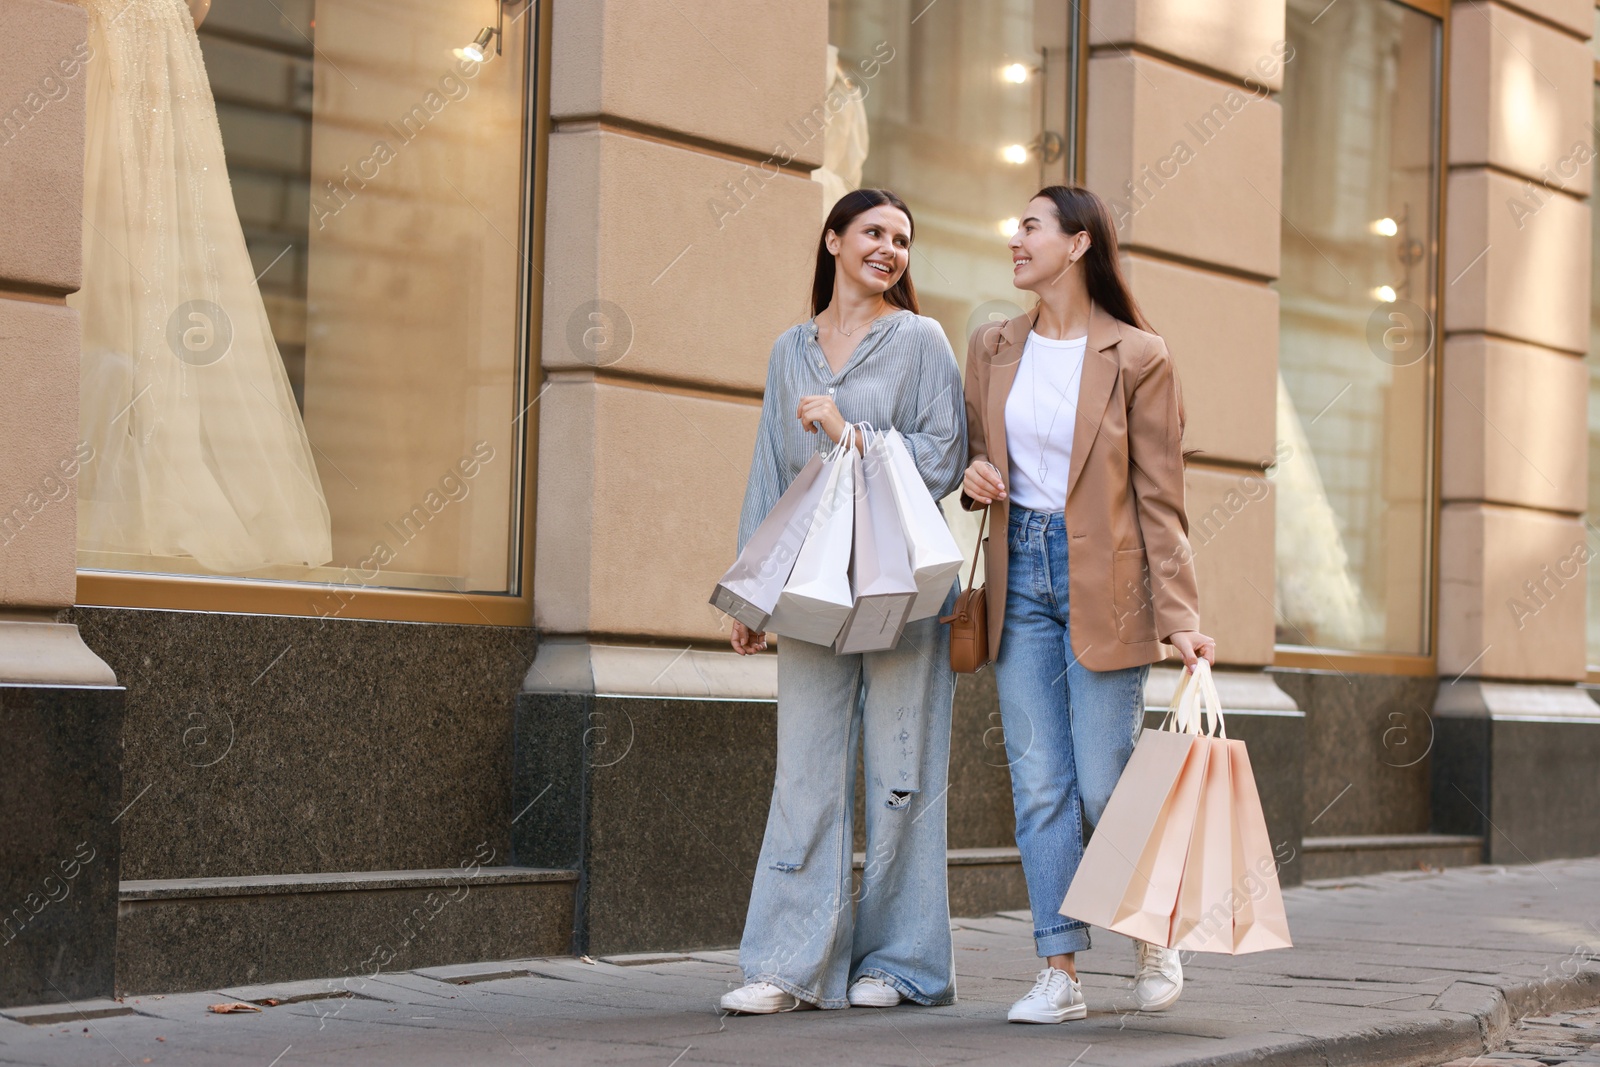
[1433,716,1600,864]
[0,684,124,1007]
[1271,669,1438,838]
[515,669,1030,958]
[115,879,575,995]
[67,607,536,880]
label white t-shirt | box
[1004,331,1089,511]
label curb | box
[1174,967,1600,1067]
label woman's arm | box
[1126,335,1201,641]
[736,341,788,556]
[959,322,1003,510]
[896,318,968,500]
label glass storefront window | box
[1273,0,1440,655]
[826,0,1078,353]
[72,0,534,600]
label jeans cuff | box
[855,967,956,1007]
[1035,921,1091,957]
[744,971,847,1010]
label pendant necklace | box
[1030,339,1086,483]
[836,299,887,336]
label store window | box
[826,1,1079,355]
[1274,0,1440,655]
[71,0,535,601]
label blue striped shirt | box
[737,309,967,553]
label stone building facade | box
[2,0,1597,1004]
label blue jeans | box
[738,588,958,1009]
[994,506,1149,957]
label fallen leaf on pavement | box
[207,1003,261,1014]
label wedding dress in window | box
[71,0,333,573]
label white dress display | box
[1270,373,1367,647]
[71,0,333,572]
[812,43,870,216]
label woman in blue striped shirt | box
[719,189,967,1015]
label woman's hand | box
[1167,630,1216,670]
[962,459,1006,504]
[797,395,850,446]
[731,620,768,656]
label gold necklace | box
[835,301,888,336]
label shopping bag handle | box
[828,423,860,459]
[1161,658,1225,737]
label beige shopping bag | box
[1171,734,1234,951]
[1059,726,1207,944]
[1168,662,1237,952]
[1228,740,1293,953]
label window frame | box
[74,0,552,628]
[1586,7,1600,681]
[1270,0,1449,674]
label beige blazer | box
[960,304,1201,671]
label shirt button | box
[828,387,835,394]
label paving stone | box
[3,860,1600,1065]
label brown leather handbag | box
[940,508,989,673]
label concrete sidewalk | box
[4,858,1599,1067]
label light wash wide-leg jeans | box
[738,590,958,1009]
[993,506,1149,958]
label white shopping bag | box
[709,452,829,632]
[877,429,963,620]
[835,430,918,654]
[765,432,859,646]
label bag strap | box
[964,507,988,591]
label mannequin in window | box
[71,0,333,573]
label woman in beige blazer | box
[959,186,1215,1024]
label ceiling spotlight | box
[1371,217,1398,237]
[999,217,1019,237]
[458,26,496,62]
[1373,285,1397,302]
[1001,143,1029,165]
[1002,63,1031,84]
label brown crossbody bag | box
[940,507,989,673]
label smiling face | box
[1009,195,1089,293]
[825,204,912,298]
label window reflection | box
[74,0,532,598]
[827,0,1076,353]
[1274,0,1439,654]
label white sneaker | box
[1007,967,1086,1023]
[1134,940,1183,1011]
[847,976,903,1007]
[719,981,817,1014]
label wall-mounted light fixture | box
[999,133,1063,167]
[456,0,525,61]
[458,26,496,61]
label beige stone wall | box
[1087,0,1287,667]
[0,0,87,612]
[534,0,825,645]
[1439,0,1593,681]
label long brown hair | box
[1033,185,1152,332]
[811,189,919,317]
